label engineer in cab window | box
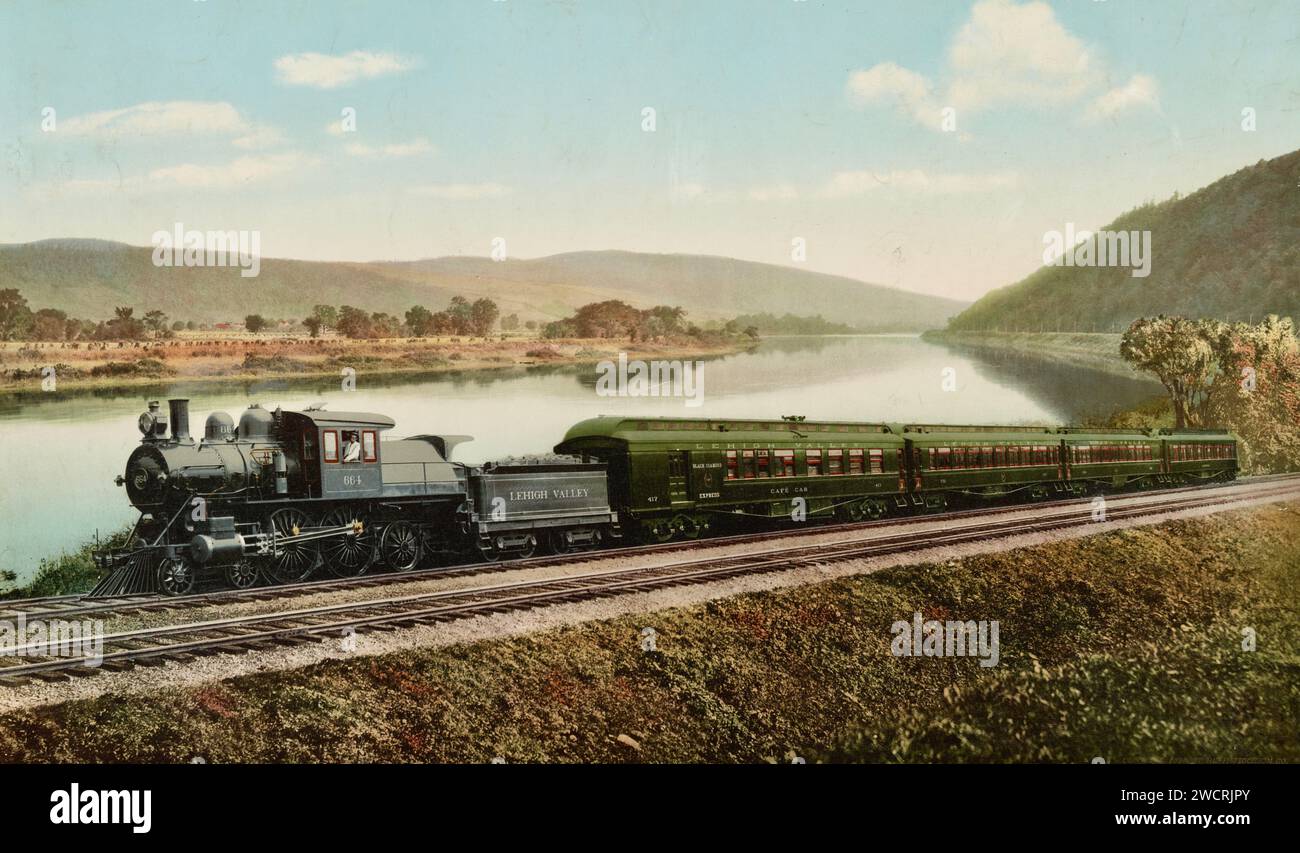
[342,430,362,463]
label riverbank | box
[0,333,758,396]
[1,501,1295,762]
[921,330,1135,378]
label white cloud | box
[846,62,941,126]
[58,100,289,151]
[344,139,434,158]
[274,51,417,89]
[847,0,1156,130]
[60,101,248,137]
[409,182,511,200]
[946,0,1096,111]
[1084,74,1161,122]
[819,169,1019,198]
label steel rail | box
[1,479,1297,683]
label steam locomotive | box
[93,398,618,596]
[92,399,1238,597]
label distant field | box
[0,332,754,394]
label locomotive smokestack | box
[169,398,191,442]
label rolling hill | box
[0,240,966,332]
[947,148,1300,332]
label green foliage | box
[1120,315,1300,471]
[87,358,171,378]
[731,312,858,335]
[1,528,133,599]
[950,150,1300,331]
[243,314,268,333]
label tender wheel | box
[264,507,322,584]
[681,512,702,540]
[319,506,377,577]
[646,519,676,544]
[515,535,537,559]
[223,559,260,590]
[380,521,423,572]
[158,557,196,596]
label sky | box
[1,0,1297,302]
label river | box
[0,334,1159,579]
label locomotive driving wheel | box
[318,506,377,577]
[380,521,423,572]
[157,556,196,596]
[223,559,260,590]
[263,507,322,584]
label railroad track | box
[2,473,1297,624]
[2,475,1298,685]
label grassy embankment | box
[0,333,757,395]
[920,330,1135,378]
[1,502,1296,763]
[0,531,131,600]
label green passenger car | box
[555,416,908,541]
[555,416,1240,543]
[903,424,1066,506]
[1158,428,1239,482]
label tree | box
[447,296,473,335]
[430,311,454,335]
[311,304,338,330]
[304,317,322,338]
[369,312,401,337]
[1,288,35,340]
[244,314,268,333]
[32,308,68,341]
[171,320,185,332]
[405,305,435,336]
[469,298,500,336]
[1120,316,1218,428]
[639,305,687,339]
[500,313,520,332]
[336,305,372,339]
[144,309,169,334]
[1201,315,1300,473]
[106,306,144,340]
[542,318,577,339]
[571,300,643,338]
